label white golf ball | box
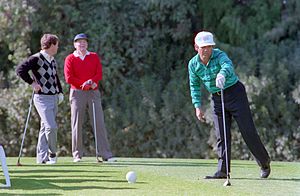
[126,171,137,183]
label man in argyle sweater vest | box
[16,34,63,164]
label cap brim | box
[195,42,215,47]
[74,38,88,42]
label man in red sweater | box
[64,33,115,163]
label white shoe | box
[0,183,11,188]
[46,157,57,164]
[73,158,81,163]
[104,157,117,162]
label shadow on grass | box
[10,171,122,180]
[8,161,257,171]
[103,160,260,169]
[11,175,113,178]
[234,177,300,182]
[10,169,118,174]
[9,158,273,169]
[9,178,138,191]
[107,161,214,168]
[9,160,216,169]
[0,194,60,196]
[8,163,119,167]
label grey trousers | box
[33,94,58,163]
[70,89,113,159]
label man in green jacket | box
[188,31,271,179]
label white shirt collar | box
[73,50,90,60]
[40,50,54,63]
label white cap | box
[194,31,215,47]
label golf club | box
[92,99,102,163]
[221,89,231,186]
[17,91,34,166]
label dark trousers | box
[211,81,270,173]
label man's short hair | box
[40,34,59,50]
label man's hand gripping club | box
[81,79,97,91]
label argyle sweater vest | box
[16,52,63,95]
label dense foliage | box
[0,0,299,161]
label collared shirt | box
[188,48,239,108]
[73,50,90,60]
[40,50,54,63]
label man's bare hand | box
[81,79,93,90]
[196,108,206,122]
[31,81,42,93]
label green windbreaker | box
[188,48,239,108]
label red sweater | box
[64,52,102,89]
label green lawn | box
[1,157,299,195]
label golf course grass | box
[1,157,299,195]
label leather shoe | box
[204,171,228,179]
[103,157,117,162]
[260,165,271,178]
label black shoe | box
[260,165,271,178]
[103,157,117,162]
[204,171,228,179]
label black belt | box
[213,91,222,96]
[212,81,239,96]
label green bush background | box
[0,0,299,161]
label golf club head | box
[223,179,231,186]
[16,162,22,166]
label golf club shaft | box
[92,100,99,161]
[17,91,34,163]
[221,89,230,180]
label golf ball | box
[126,171,137,183]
